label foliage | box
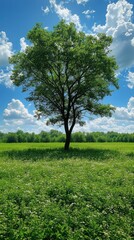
[0,130,134,143]
[10,20,118,150]
[0,142,133,239]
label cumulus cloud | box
[4,99,32,120]
[127,71,134,88]
[0,31,13,87]
[2,98,134,133]
[93,0,134,70]
[113,97,134,120]
[20,37,28,52]
[0,66,13,88]
[0,36,28,88]
[0,31,13,66]
[74,97,134,133]
[3,99,52,133]
[49,0,83,31]
[127,96,134,112]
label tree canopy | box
[10,20,119,150]
[1,131,134,143]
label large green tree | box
[10,21,118,150]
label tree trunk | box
[64,131,71,150]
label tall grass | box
[0,143,133,239]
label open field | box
[0,143,133,239]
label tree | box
[40,131,50,142]
[10,20,119,150]
[5,133,18,143]
[86,133,96,142]
[72,132,86,142]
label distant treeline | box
[0,130,134,143]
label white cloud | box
[113,100,134,120]
[82,9,95,19]
[3,99,52,133]
[74,97,134,133]
[0,32,13,88]
[44,26,49,30]
[0,36,28,88]
[49,0,83,31]
[0,66,13,88]
[127,96,134,110]
[0,31,13,66]
[4,99,31,119]
[76,0,89,4]
[127,71,134,88]
[20,37,28,52]
[131,37,134,46]
[2,97,134,134]
[93,0,134,70]
[42,6,50,14]
[82,10,95,15]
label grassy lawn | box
[0,143,133,239]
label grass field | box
[0,142,133,239]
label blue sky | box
[0,0,134,133]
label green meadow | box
[0,143,133,239]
